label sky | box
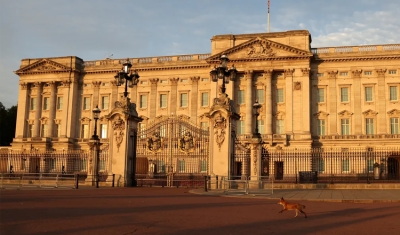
[1,0,399,108]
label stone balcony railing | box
[83,53,211,67]
[314,134,400,140]
[311,44,400,55]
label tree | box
[0,102,17,146]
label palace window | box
[317,119,326,135]
[256,89,265,104]
[277,89,284,103]
[317,159,325,172]
[317,88,325,103]
[237,120,244,135]
[390,118,399,134]
[365,87,373,102]
[180,93,188,107]
[200,122,209,131]
[389,86,398,101]
[366,118,374,135]
[340,87,349,102]
[43,97,50,110]
[200,160,207,172]
[340,72,348,76]
[201,92,209,106]
[28,124,34,138]
[257,120,265,134]
[140,95,147,108]
[54,124,61,137]
[41,124,48,137]
[30,97,36,110]
[139,123,146,139]
[178,159,185,173]
[317,73,324,77]
[81,124,89,139]
[238,90,245,104]
[83,97,91,110]
[100,124,108,139]
[101,96,109,110]
[276,119,284,134]
[388,70,397,75]
[364,71,372,76]
[201,78,209,82]
[368,158,374,172]
[160,94,167,108]
[57,97,63,110]
[342,159,350,172]
[341,119,350,135]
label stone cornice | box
[313,55,400,63]
[15,59,80,75]
[84,64,210,74]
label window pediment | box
[313,111,329,118]
[362,109,378,117]
[338,110,353,118]
[387,109,400,116]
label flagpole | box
[268,0,270,32]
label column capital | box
[19,82,28,90]
[169,77,179,84]
[352,70,362,79]
[150,78,159,85]
[263,70,273,79]
[376,69,387,77]
[284,69,295,77]
[327,70,338,79]
[61,80,72,87]
[301,68,310,77]
[190,76,200,83]
[92,81,102,88]
[32,82,42,89]
[244,70,254,81]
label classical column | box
[301,68,311,134]
[284,69,294,135]
[264,70,273,134]
[111,80,119,105]
[48,81,57,137]
[60,80,71,138]
[149,78,159,119]
[352,70,362,135]
[376,69,387,134]
[327,71,338,135]
[245,70,254,135]
[169,77,179,115]
[190,76,200,121]
[33,82,43,138]
[92,81,102,107]
[15,82,29,138]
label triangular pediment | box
[15,59,72,74]
[207,37,312,62]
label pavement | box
[190,188,400,203]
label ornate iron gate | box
[136,115,209,187]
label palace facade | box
[8,30,400,184]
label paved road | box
[1,188,399,235]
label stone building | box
[10,30,400,184]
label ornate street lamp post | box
[253,100,261,138]
[114,59,140,97]
[210,55,237,94]
[91,105,101,188]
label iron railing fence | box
[135,173,207,188]
[0,150,109,175]
[262,147,400,184]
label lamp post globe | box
[115,58,140,97]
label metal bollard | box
[112,174,115,187]
[75,174,79,189]
[204,176,208,192]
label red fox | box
[278,197,307,218]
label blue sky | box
[1,0,399,108]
